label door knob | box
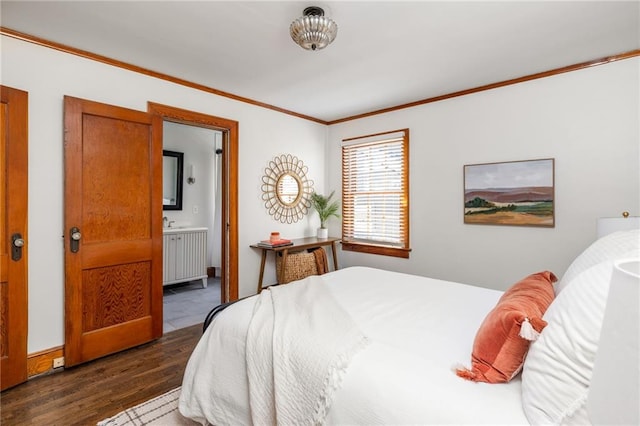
[70,227,81,253]
[11,233,24,261]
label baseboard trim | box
[27,346,64,377]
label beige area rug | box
[97,387,200,426]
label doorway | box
[148,102,239,333]
[162,122,222,332]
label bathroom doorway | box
[148,102,239,334]
[162,122,222,332]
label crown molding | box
[0,26,327,125]
[328,49,640,125]
[2,27,638,126]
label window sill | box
[341,241,411,259]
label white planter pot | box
[317,227,328,239]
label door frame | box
[147,102,238,303]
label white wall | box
[163,122,219,231]
[1,36,327,353]
[4,34,637,355]
[163,122,221,268]
[328,58,640,291]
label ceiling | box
[2,1,638,123]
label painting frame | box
[464,158,555,227]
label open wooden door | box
[0,86,29,390]
[63,96,163,367]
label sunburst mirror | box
[261,154,314,223]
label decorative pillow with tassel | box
[456,271,557,383]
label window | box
[341,129,410,258]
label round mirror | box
[276,173,302,206]
[261,154,314,223]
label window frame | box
[341,128,411,258]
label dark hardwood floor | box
[0,324,202,426]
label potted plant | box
[310,191,340,239]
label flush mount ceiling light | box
[290,6,338,51]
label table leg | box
[330,242,339,271]
[257,250,267,293]
[279,248,289,284]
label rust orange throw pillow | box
[456,271,557,383]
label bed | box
[179,229,639,425]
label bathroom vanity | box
[163,227,208,288]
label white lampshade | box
[587,258,640,425]
[596,216,640,239]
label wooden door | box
[64,96,163,367]
[0,86,29,391]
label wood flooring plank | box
[0,324,202,425]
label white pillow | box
[521,260,615,425]
[556,229,640,295]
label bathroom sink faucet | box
[163,216,168,228]
[168,220,176,228]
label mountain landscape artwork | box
[464,158,554,227]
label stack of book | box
[256,238,293,248]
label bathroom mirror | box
[163,150,183,210]
[261,154,314,223]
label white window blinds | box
[342,129,410,257]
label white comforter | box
[179,267,530,425]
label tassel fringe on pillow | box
[519,317,547,341]
[454,366,477,381]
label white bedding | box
[246,276,368,425]
[179,266,529,425]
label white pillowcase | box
[522,229,639,425]
[521,260,616,425]
[555,229,640,295]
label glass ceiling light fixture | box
[290,6,338,51]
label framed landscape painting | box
[464,158,555,227]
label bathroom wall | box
[163,122,222,269]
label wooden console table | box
[250,236,340,293]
